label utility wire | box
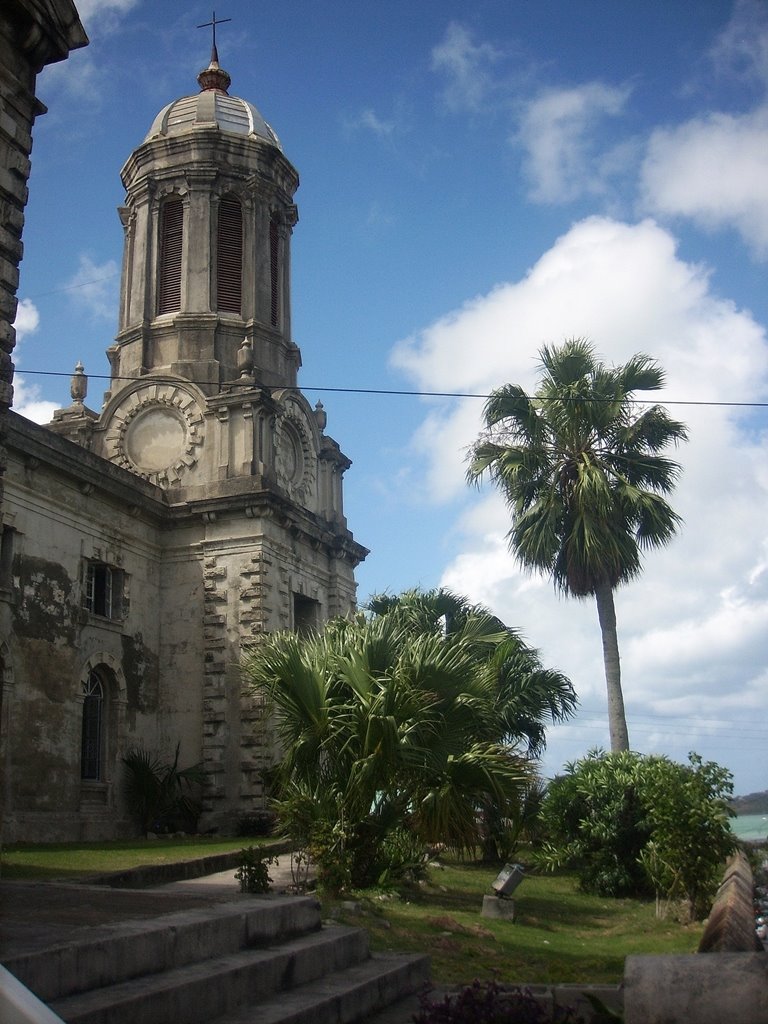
[12,368,768,409]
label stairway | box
[2,894,430,1024]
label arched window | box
[81,671,104,781]
[158,197,183,314]
[217,197,243,314]
[270,216,280,327]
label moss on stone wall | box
[14,554,77,643]
[121,630,160,712]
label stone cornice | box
[5,411,369,566]
[5,410,168,521]
[8,0,88,73]
[121,131,299,199]
[166,485,369,566]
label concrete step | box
[6,896,323,1003]
[49,924,371,1024]
[210,953,431,1024]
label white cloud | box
[347,109,396,138]
[639,1,768,259]
[38,0,140,102]
[640,107,768,258]
[11,300,59,421]
[12,298,40,343]
[392,215,768,785]
[65,255,120,322]
[392,216,759,500]
[517,83,633,203]
[75,0,141,32]
[11,376,58,425]
[431,22,502,113]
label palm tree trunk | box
[594,583,630,752]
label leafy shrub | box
[234,847,276,893]
[413,980,583,1024]
[640,752,736,919]
[377,826,430,884]
[483,779,548,863]
[537,749,736,918]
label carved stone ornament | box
[274,405,315,504]
[103,383,204,487]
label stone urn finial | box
[314,400,327,432]
[237,337,254,380]
[71,361,87,404]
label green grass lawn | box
[0,836,270,880]
[331,859,703,985]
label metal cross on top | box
[197,10,232,53]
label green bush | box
[537,750,736,919]
[234,847,276,893]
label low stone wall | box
[698,849,763,952]
[623,849,767,1023]
[80,839,292,889]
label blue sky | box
[14,0,768,796]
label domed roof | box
[144,52,282,151]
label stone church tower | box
[0,45,366,840]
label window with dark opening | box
[217,197,243,313]
[81,671,104,781]
[270,217,280,327]
[0,526,15,591]
[83,563,125,620]
[158,197,183,314]
[293,593,319,636]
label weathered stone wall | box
[698,849,763,953]
[1,413,165,841]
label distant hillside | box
[730,790,768,815]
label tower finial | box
[196,10,233,94]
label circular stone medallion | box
[104,383,205,487]
[125,406,187,473]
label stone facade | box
[0,42,367,841]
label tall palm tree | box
[467,339,688,752]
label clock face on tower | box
[103,382,205,487]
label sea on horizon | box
[731,813,768,841]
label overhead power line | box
[12,368,768,410]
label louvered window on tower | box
[270,217,279,327]
[158,198,183,314]
[217,197,243,314]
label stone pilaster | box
[238,549,273,808]
[200,551,228,818]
